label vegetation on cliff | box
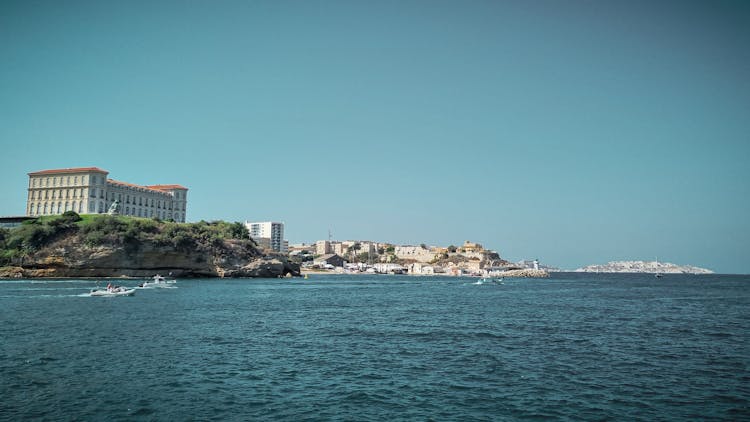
[0,212,255,267]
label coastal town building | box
[407,262,437,275]
[394,245,436,263]
[245,221,287,252]
[313,254,345,268]
[315,240,332,255]
[25,167,188,222]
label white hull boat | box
[138,274,177,288]
[90,287,136,297]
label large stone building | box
[26,167,188,222]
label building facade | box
[244,221,286,252]
[26,167,188,222]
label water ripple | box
[1,274,749,420]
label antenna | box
[328,229,332,242]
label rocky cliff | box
[0,214,300,278]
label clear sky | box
[1,1,748,273]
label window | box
[74,176,78,186]
[126,195,130,204]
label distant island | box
[0,212,300,278]
[575,260,713,274]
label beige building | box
[26,167,188,222]
[394,245,436,263]
[316,240,332,255]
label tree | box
[447,245,457,253]
[356,252,371,263]
[349,242,362,260]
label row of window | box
[120,206,177,220]
[28,200,185,222]
[107,191,186,211]
[30,175,103,188]
[29,189,88,200]
[65,189,187,212]
[29,201,85,215]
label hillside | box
[0,212,300,278]
[575,260,713,274]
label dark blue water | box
[1,273,749,421]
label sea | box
[1,273,748,421]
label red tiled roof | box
[108,179,173,194]
[28,167,109,176]
[146,184,188,190]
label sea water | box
[1,273,748,421]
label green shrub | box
[0,214,258,260]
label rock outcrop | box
[2,233,300,279]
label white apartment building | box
[26,167,188,222]
[244,221,286,252]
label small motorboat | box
[138,274,177,288]
[90,286,136,297]
[477,277,504,285]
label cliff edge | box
[0,213,300,278]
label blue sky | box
[1,1,748,273]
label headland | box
[0,212,300,278]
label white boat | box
[90,286,136,297]
[138,274,177,288]
[479,277,504,284]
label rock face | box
[4,236,300,279]
[575,260,713,274]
